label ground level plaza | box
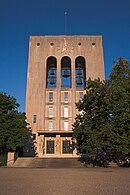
[0,168,130,195]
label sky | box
[0,0,130,112]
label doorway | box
[62,140,72,154]
[46,140,54,154]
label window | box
[64,107,68,118]
[49,92,53,103]
[64,121,68,131]
[79,92,83,101]
[49,121,53,130]
[64,92,68,103]
[32,134,36,140]
[33,115,37,123]
[49,106,53,118]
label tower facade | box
[26,35,105,157]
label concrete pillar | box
[7,152,15,166]
[38,135,44,157]
[55,135,61,155]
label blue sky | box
[0,0,130,112]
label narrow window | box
[64,121,68,131]
[49,106,53,118]
[32,134,36,140]
[33,115,37,123]
[64,107,68,118]
[64,92,68,103]
[79,92,83,101]
[49,121,53,130]
[49,92,53,103]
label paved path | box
[0,167,130,195]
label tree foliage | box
[73,58,130,164]
[0,93,28,153]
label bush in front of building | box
[0,92,28,165]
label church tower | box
[26,35,105,157]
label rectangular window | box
[33,115,37,123]
[32,134,36,140]
[49,92,53,103]
[49,106,53,118]
[64,121,68,131]
[49,121,53,130]
[64,107,68,118]
[64,92,68,103]
[79,92,83,101]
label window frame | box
[79,92,83,101]
[64,121,68,131]
[49,106,53,118]
[49,92,53,103]
[64,92,68,103]
[48,121,53,131]
[64,107,68,118]
[33,115,37,123]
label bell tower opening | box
[46,56,57,88]
[61,56,71,88]
[75,56,86,88]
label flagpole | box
[65,12,67,35]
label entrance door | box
[46,140,54,154]
[62,140,72,154]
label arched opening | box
[46,57,57,88]
[75,57,86,88]
[61,56,71,88]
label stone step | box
[13,157,35,167]
[13,157,85,168]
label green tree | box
[73,58,130,165]
[106,58,130,156]
[0,93,28,155]
[73,78,109,154]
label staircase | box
[13,157,85,168]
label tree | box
[0,93,28,155]
[106,58,130,156]
[73,79,110,154]
[73,58,130,165]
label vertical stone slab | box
[55,135,61,155]
[38,135,44,157]
[7,152,15,166]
